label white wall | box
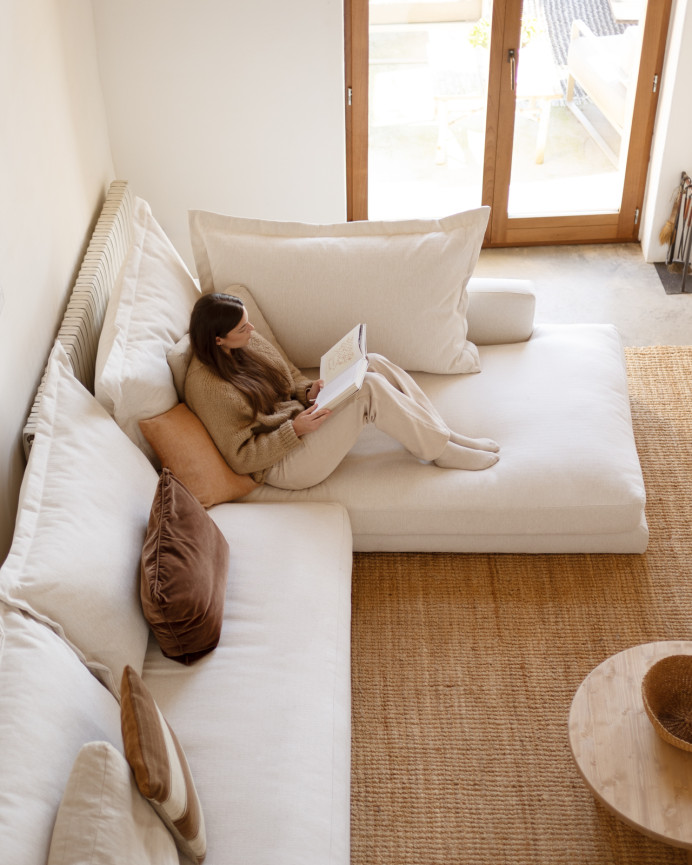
[92,0,347,272]
[641,0,692,261]
[0,0,687,560]
[0,0,115,562]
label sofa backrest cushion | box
[189,207,490,374]
[0,343,158,695]
[0,605,123,865]
[95,196,200,463]
[48,741,178,865]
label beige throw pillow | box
[48,742,178,865]
[189,208,489,374]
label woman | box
[184,293,499,490]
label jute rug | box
[350,346,692,865]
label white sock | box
[449,431,500,453]
[434,441,499,471]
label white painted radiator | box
[22,180,134,458]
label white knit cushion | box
[189,208,490,373]
[0,343,159,694]
[0,606,124,865]
[95,196,200,462]
[48,742,178,865]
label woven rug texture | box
[350,346,692,865]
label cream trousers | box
[264,354,450,490]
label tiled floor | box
[475,242,692,347]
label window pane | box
[368,0,491,220]
[508,0,645,217]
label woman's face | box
[215,308,255,352]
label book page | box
[315,356,368,411]
[320,324,365,384]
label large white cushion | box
[48,742,178,865]
[0,605,124,865]
[244,324,648,553]
[0,343,159,693]
[142,502,353,865]
[95,196,200,462]
[189,208,490,373]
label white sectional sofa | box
[0,340,352,865]
[0,181,647,864]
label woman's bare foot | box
[433,441,499,470]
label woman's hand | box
[307,379,324,403]
[292,404,331,437]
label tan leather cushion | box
[140,468,230,664]
[120,666,206,862]
[139,404,258,508]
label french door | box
[345,0,672,246]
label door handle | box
[508,48,516,91]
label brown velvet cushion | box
[139,403,258,508]
[141,468,230,664]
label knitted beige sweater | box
[184,332,314,483]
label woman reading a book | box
[185,293,499,490]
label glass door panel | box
[346,0,670,241]
[368,0,493,220]
[507,0,645,218]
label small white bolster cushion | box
[465,278,536,345]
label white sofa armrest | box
[466,277,536,345]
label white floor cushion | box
[244,324,647,553]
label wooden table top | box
[569,641,692,851]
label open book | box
[314,323,367,411]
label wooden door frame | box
[344,0,672,243]
[345,0,369,221]
[486,0,672,246]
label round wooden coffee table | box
[569,641,692,863]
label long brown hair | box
[189,293,291,418]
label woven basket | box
[642,654,692,752]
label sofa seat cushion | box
[0,605,124,865]
[244,324,647,553]
[141,502,352,865]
